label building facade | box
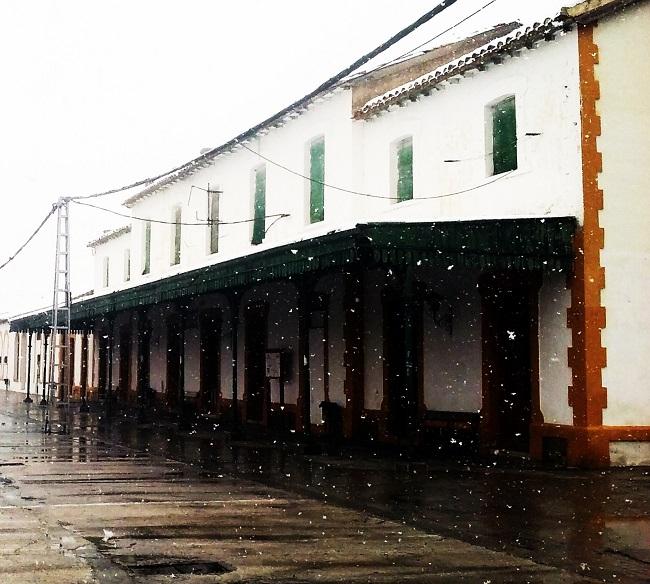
[9,0,650,467]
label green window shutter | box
[173,207,181,265]
[124,249,131,282]
[209,191,219,254]
[492,96,517,175]
[309,138,325,223]
[397,138,413,202]
[143,221,151,275]
[252,166,266,245]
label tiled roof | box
[355,17,571,119]
[87,225,131,248]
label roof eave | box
[561,0,644,22]
[354,18,572,120]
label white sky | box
[0,0,577,317]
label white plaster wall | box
[360,32,583,225]
[596,3,650,427]
[538,273,573,425]
[420,266,482,413]
[92,34,582,301]
[91,232,132,293]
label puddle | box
[123,557,232,576]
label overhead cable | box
[381,0,500,68]
[72,199,289,226]
[64,0,459,203]
[239,143,514,200]
[0,206,58,272]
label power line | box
[380,0,500,68]
[0,205,58,272]
[64,0,459,204]
[72,199,290,227]
[239,143,514,200]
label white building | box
[10,0,650,467]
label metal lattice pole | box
[45,198,72,435]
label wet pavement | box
[0,391,648,582]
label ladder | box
[45,198,71,434]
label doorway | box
[166,314,183,410]
[481,273,538,453]
[244,302,268,423]
[137,316,151,405]
[118,326,131,402]
[199,310,221,414]
[383,287,421,437]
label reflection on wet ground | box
[1,391,649,583]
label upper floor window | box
[142,220,151,275]
[308,137,325,223]
[208,188,220,254]
[395,137,413,202]
[252,165,266,245]
[489,96,517,175]
[102,257,110,288]
[123,249,131,282]
[171,206,182,265]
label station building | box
[8,0,650,467]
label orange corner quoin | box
[567,22,608,468]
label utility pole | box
[45,198,72,435]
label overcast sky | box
[0,0,576,317]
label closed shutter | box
[492,97,517,175]
[252,166,266,245]
[173,207,182,265]
[397,138,413,202]
[143,221,151,275]
[210,191,220,254]
[310,138,325,223]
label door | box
[244,303,268,423]
[383,288,421,436]
[166,314,183,409]
[137,316,151,403]
[200,310,221,414]
[481,273,537,453]
[118,326,131,402]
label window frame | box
[251,165,266,245]
[394,136,414,203]
[123,248,131,282]
[102,256,110,288]
[208,188,220,255]
[142,220,152,275]
[171,205,182,266]
[488,95,518,176]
